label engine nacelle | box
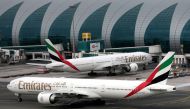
[129,63,138,72]
[122,63,138,72]
[37,92,57,104]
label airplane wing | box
[56,89,101,99]
[94,63,112,70]
[101,62,145,70]
[94,62,126,70]
[27,63,64,67]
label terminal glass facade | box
[0,2,23,46]
[79,4,110,41]
[48,3,80,49]
[111,4,143,48]
[181,19,190,53]
[144,4,177,53]
[19,3,51,45]
[0,0,190,53]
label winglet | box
[126,52,175,98]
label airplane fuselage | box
[7,52,176,105]
[46,52,152,72]
[7,77,175,100]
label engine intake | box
[122,63,138,72]
[129,63,138,72]
[37,92,58,104]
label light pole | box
[69,5,77,58]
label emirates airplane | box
[7,52,176,105]
[28,39,152,76]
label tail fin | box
[126,52,175,98]
[45,39,65,62]
[45,39,80,72]
[145,51,175,85]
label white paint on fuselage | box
[7,77,173,100]
[47,52,152,72]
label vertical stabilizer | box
[126,52,175,98]
[45,39,65,62]
[45,39,80,72]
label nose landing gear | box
[15,93,22,102]
[18,97,22,102]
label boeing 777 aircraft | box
[28,39,152,76]
[7,52,175,105]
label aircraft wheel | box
[143,64,147,70]
[107,67,116,76]
[88,72,97,76]
[17,98,22,102]
[94,99,106,105]
[107,73,117,76]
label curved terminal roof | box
[0,0,190,53]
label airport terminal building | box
[0,0,190,54]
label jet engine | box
[122,63,138,72]
[37,92,59,104]
[129,63,138,72]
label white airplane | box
[28,39,152,76]
[7,52,176,105]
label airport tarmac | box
[0,64,190,109]
[1,82,190,109]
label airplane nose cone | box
[7,83,13,91]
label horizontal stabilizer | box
[149,88,167,92]
[30,59,51,61]
[26,63,47,66]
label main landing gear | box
[88,71,97,76]
[107,67,116,76]
[93,99,106,105]
[143,64,147,70]
[15,93,22,102]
